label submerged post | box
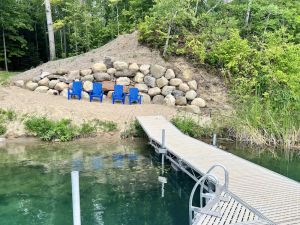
[212,133,217,146]
[71,171,81,225]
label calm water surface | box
[0,139,193,225]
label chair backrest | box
[129,88,139,99]
[114,85,124,97]
[72,81,83,94]
[93,82,102,94]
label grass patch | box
[93,119,118,132]
[121,120,146,139]
[0,71,18,85]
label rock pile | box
[13,59,207,114]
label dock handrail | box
[189,164,229,225]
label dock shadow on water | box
[0,139,194,225]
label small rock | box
[179,83,190,92]
[107,68,116,75]
[134,72,144,83]
[26,81,38,91]
[83,81,93,92]
[38,77,50,86]
[161,86,176,96]
[144,76,156,88]
[92,63,107,73]
[55,82,69,91]
[81,75,94,82]
[188,80,198,91]
[135,83,148,93]
[151,64,166,79]
[152,95,165,104]
[191,98,206,108]
[176,96,187,106]
[104,57,113,68]
[129,63,139,73]
[164,94,176,106]
[56,69,68,75]
[116,77,131,86]
[94,72,111,82]
[80,69,92,76]
[140,93,151,104]
[81,91,90,100]
[148,87,161,96]
[170,78,183,86]
[165,69,176,79]
[14,80,24,88]
[140,64,150,75]
[172,90,184,98]
[47,89,59,95]
[156,76,168,88]
[185,105,200,114]
[186,90,197,100]
[35,86,49,93]
[40,71,51,79]
[113,61,128,70]
[49,80,60,89]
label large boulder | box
[185,90,197,100]
[129,63,139,73]
[66,70,80,82]
[165,69,176,80]
[35,86,49,93]
[115,69,134,77]
[104,57,113,68]
[156,76,168,88]
[134,72,144,83]
[55,82,69,91]
[92,63,107,73]
[40,71,51,79]
[151,64,166,79]
[140,93,151,104]
[172,90,184,98]
[60,88,68,98]
[107,68,116,75]
[164,94,176,106]
[152,95,165,104]
[14,80,24,88]
[32,76,41,83]
[83,81,93,92]
[135,83,148,93]
[188,80,198,91]
[161,86,175,96]
[191,98,206,108]
[47,89,59,95]
[116,77,131,86]
[38,77,49,86]
[175,96,187,106]
[49,80,60,89]
[26,81,38,91]
[94,72,111,82]
[185,105,200,114]
[56,69,68,75]
[80,69,92,76]
[148,87,161,96]
[140,64,150,75]
[113,61,128,70]
[179,83,190,92]
[144,76,156,88]
[102,81,115,91]
[81,75,94,82]
[170,78,183,86]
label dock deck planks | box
[137,116,300,225]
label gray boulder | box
[38,77,49,86]
[40,71,51,79]
[170,78,183,86]
[156,76,168,88]
[161,86,175,96]
[191,98,206,108]
[115,69,134,77]
[151,64,166,79]
[164,94,176,106]
[148,87,161,96]
[83,81,93,92]
[134,72,144,83]
[107,68,116,75]
[113,61,128,70]
[94,72,111,82]
[80,69,92,76]
[49,80,60,89]
[81,75,94,82]
[47,89,59,95]
[26,81,38,91]
[175,96,187,106]
[152,95,165,104]
[135,83,148,93]
[129,63,139,73]
[104,57,114,68]
[140,64,150,75]
[140,93,151,104]
[32,76,41,82]
[172,90,184,98]
[55,82,69,91]
[185,90,197,100]
[35,86,49,93]
[188,80,198,91]
[116,77,131,86]
[92,63,107,73]
[179,83,190,92]
[165,69,176,80]
[144,76,156,88]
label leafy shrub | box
[0,109,17,121]
[0,124,7,135]
[80,122,97,136]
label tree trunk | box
[245,0,253,26]
[63,26,67,57]
[60,29,63,57]
[35,22,39,52]
[2,26,8,71]
[44,0,56,60]
[116,6,120,36]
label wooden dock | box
[137,116,300,225]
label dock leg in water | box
[71,171,81,225]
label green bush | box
[80,122,97,136]
[0,124,7,135]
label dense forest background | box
[0,0,299,148]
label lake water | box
[0,138,299,225]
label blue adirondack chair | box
[128,87,142,104]
[68,81,82,100]
[89,82,104,102]
[112,85,126,104]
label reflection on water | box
[0,139,193,225]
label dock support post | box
[212,133,217,146]
[71,171,81,225]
